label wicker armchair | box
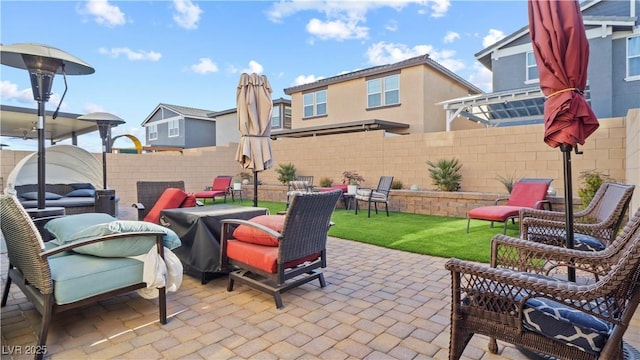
[134,180,185,220]
[446,207,640,360]
[0,195,168,360]
[521,182,635,251]
[220,190,341,308]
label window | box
[628,34,640,79]
[148,124,158,140]
[303,90,327,118]
[168,119,179,137]
[271,106,281,128]
[367,74,399,108]
[526,51,539,82]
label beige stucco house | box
[277,54,485,139]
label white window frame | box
[302,90,327,118]
[525,51,539,84]
[168,119,179,137]
[367,74,400,108]
[626,34,640,81]
[148,124,158,140]
[271,106,281,128]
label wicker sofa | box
[15,184,118,215]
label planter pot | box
[233,183,242,190]
[347,185,357,195]
[242,179,249,185]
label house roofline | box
[141,103,213,126]
[271,119,409,139]
[283,54,484,95]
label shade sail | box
[4,145,102,193]
[235,73,273,172]
[528,0,599,148]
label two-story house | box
[277,54,484,139]
[440,0,640,130]
[141,99,292,149]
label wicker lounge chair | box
[446,207,640,360]
[521,182,635,251]
[220,190,341,308]
[0,195,169,360]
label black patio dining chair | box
[355,176,394,217]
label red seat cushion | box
[320,184,347,193]
[226,239,320,273]
[181,194,197,208]
[507,182,549,207]
[211,177,232,191]
[233,215,285,246]
[144,188,188,224]
[468,205,523,222]
[193,190,226,199]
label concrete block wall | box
[2,111,637,216]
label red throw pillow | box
[232,215,285,247]
[181,194,197,208]
[144,188,188,224]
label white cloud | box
[98,47,162,61]
[468,63,493,92]
[191,58,219,74]
[306,18,368,41]
[0,80,34,104]
[81,0,126,27]
[482,29,506,48]
[173,0,202,30]
[443,31,460,44]
[241,61,264,75]
[267,1,449,41]
[365,41,432,65]
[293,74,325,86]
[385,20,398,32]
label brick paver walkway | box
[1,207,639,359]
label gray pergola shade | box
[438,86,592,131]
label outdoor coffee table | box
[160,204,268,284]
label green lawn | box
[205,198,520,263]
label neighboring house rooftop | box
[141,103,214,126]
[271,119,409,139]
[283,53,484,95]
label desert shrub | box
[319,177,333,187]
[391,179,403,189]
[426,158,462,191]
[275,163,296,185]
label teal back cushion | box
[45,213,117,243]
[45,216,181,257]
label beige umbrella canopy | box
[235,73,273,206]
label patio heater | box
[0,43,94,210]
[77,112,125,189]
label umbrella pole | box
[560,144,576,282]
[253,171,258,207]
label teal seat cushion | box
[48,254,143,305]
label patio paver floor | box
[1,206,639,359]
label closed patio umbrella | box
[235,73,274,207]
[528,0,599,281]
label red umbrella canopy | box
[528,0,599,148]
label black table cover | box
[160,205,268,284]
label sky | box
[0,0,530,152]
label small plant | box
[496,172,518,193]
[237,171,252,183]
[578,170,613,210]
[342,170,365,185]
[319,177,333,187]
[426,158,462,191]
[391,179,403,189]
[275,163,297,185]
